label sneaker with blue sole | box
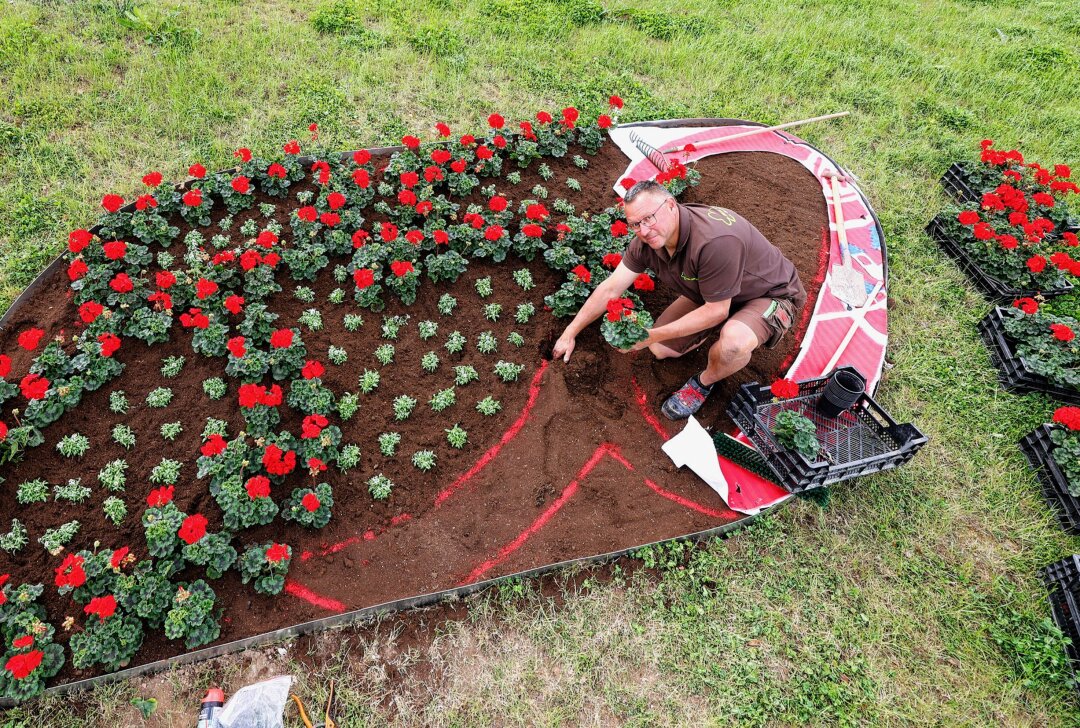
[661,375,714,420]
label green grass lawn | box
[2,0,1080,723]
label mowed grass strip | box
[1,0,1079,723]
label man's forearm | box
[564,282,619,336]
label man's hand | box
[552,330,576,362]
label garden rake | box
[628,130,671,173]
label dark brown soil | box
[0,134,827,686]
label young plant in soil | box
[600,298,654,350]
[446,424,468,449]
[283,483,334,529]
[772,410,821,460]
[378,432,401,457]
[367,474,393,500]
[1051,406,1080,495]
[239,543,292,595]
[476,396,502,416]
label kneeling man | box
[552,180,806,420]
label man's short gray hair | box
[624,180,674,205]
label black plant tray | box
[1042,555,1080,686]
[726,367,928,494]
[978,308,1080,404]
[1021,425,1080,535]
[925,217,1074,302]
[939,162,981,204]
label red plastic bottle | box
[196,687,225,728]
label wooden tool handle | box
[662,111,849,154]
[829,175,851,265]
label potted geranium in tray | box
[1021,406,1080,533]
[979,299,1080,404]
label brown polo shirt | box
[622,203,803,306]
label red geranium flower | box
[0,422,7,441]
[296,206,317,222]
[400,170,419,189]
[434,122,451,137]
[237,383,261,408]
[611,220,629,237]
[571,264,591,283]
[770,378,800,399]
[381,222,399,242]
[55,553,86,589]
[147,485,175,507]
[390,260,415,277]
[997,234,1018,250]
[398,189,417,206]
[620,177,637,190]
[525,203,549,220]
[450,159,466,174]
[19,374,49,400]
[154,270,176,289]
[301,493,321,512]
[110,547,130,569]
[267,162,287,179]
[195,278,218,300]
[98,333,121,357]
[609,94,624,109]
[405,229,424,245]
[12,636,32,649]
[234,147,252,162]
[0,354,9,378]
[972,222,994,240]
[536,110,553,124]
[1053,407,1080,431]
[102,194,124,213]
[1027,256,1047,274]
[182,188,203,207]
[562,107,579,123]
[325,191,346,211]
[200,434,228,457]
[224,295,245,315]
[597,114,613,129]
[262,384,283,407]
[320,212,340,227]
[957,210,979,225]
[266,543,290,563]
[231,176,251,194]
[283,139,301,155]
[84,595,117,621]
[431,149,452,166]
[476,145,493,160]
[1051,323,1075,342]
[519,121,536,140]
[605,297,634,322]
[142,171,162,187]
[433,229,450,245]
[353,268,375,288]
[263,444,296,476]
[522,223,544,238]
[484,225,504,241]
[489,196,508,212]
[492,134,507,149]
[17,328,44,351]
[1013,297,1039,314]
[301,413,328,439]
[487,113,505,129]
[189,163,206,178]
[602,253,622,269]
[270,329,294,348]
[402,135,420,150]
[633,273,655,291]
[135,194,157,211]
[68,259,88,281]
[5,651,43,680]
[68,229,92,253]
[301,360,325,380]
[178,514,208,545]
[246,476,271,499]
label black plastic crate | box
[978,308,1080,405]
[939,162,980,204]
[1042,556,1080,684]
[725,367,928,494]
[925,216,1074,302]
[1022,425,1080,535]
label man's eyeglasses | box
[626,199,668,232]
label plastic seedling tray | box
[725,367,927,493]
[1042,555,1080,688]
[978,308,1080,405]
[925,217,1074,302]
[939,162,980,204]
[1021,425,1080,535]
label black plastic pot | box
[817,369,866,418]
[725,367,927,493]
[978,308,1080,404]
[925,216,1074,302]
[1021,425,1080,535]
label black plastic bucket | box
[817,369,865,418]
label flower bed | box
[0,107,834,700]
[978,304,1080,404]
[931,141,1079,300]
[1021,407,1080,534]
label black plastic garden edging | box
[1021,425,1080,535]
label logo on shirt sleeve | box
[706,207,736,226]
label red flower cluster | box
[270,329,294,348]
[353,268,375,288]
[1050,323,1076,342]
[182,188,203,207]
[226,336,246,358]
[525,203,550,221]
[301,360,325,380]
[301,493,321,512]
[17,328,44,351]
[246,476,271,499]
[98,333,121,357]
[84,595,117,621]
[238,383,283,409]
[200,434,228,457]
[390,260,415,277]
[69,229,92,253]
[102,194,124,213]
[605,297,634,322]
[263,444,297,476]
[178,514,208,545]
[147,485,175,507]
[20,373,49,400]
[195,278,219,300]
[571,264,591,283]
[5,651,43,680]
[1053,407,1080,431]
[179,308,209,329]
[266,543,290,563]
[55,553,86,589]
[602,253,623,269]
[102,240,127,261]
[224,295,245,315]
[1013,297,1039,315]
[521,223,543,238]
[301,413,328,439]
[110,547,130,569]
[770,378,800,399]
[633,273,655,291]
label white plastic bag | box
[216,675,293,728]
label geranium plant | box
[1050,406,1080,496]
[600,298,653,350]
